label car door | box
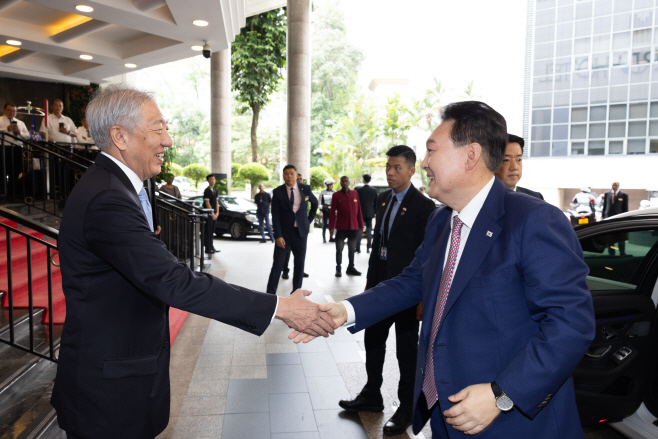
[216,199,232,231]
[574,218,658,426]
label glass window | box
[650,139,658,153]
[593,16,612,34]
[533,92,553,108]
[575,37,591,53]
[536,8,557,26]
[575,2,592,19]
[532,124,552,141]
[609,104,628,120]
[571,124,587,138]
[531,142,551,157]
[571,141,585,155]
[593,0,612,16]
[535,42,555,60]
[609,140,624,154]
[589,123,606,138]
[532,108,552,124]
[610,85,629,102]
[631,65,651,82]
[557,5,574,22]
[649,120,658,136]
[612,51,628,66]
[537,0,557,10]
[555,90,571,106]
[554,107,570,123]
[629,121,647,136]
[555,73,572,89]
[581,228,658,293]
[611,66,629,84]
[575,19,592,37]
[557,22,574,39]
[556,40,572,57]
[627,138,646,154]
[630,83,650,101]
[535,25,556,43]
[613,13,632,32]
[590,105,607,121]
[552,141,568,156]
[590,87,608,103]
[553,124,569,139]
[592,53,610,69]
[613,0,632,13]
[653,63,658,80]
[633,29,652,47]
[557,0,573,5]
[634,10,653,29]
[632,48,651,65]
[650,102,658,117]
[613,32,631,49]
[571,106,588,122]
[636,0,653,9]
[608,122,627,137]
[534,59,555,76]
[629,102,648,119]
[572,89,589,104]
[655,27,658,45]
[573,70,590,87]
[592,35,610,51]
[652,85,658,100]
[555,56,572,73]
[533,76,554,92]
[574,56,589,71]
[588,140,605,155]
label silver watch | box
[491,381,513,412]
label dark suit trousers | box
[335,229,359,269]
[205,217,216,252]
[258,212,274,241]
[267,228,307,294]
[356,217,373,252]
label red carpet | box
[0,218,188,343]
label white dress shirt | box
[0,115,30,145]
[40,114,77,143]
[343,176,496,325]
[77,126,94,145]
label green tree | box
[232,8,287,163]
[169,163,183,176]
[378,93,411,147]
[183,163,209,188]
[238,162,270,197]
[231,162,244,184]
[310,166,331,190]
[461,80,481,100]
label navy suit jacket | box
[271,182,318,240]
[347,178,595,438]
[254,191,272,216]
[356,184,378,219]
[516,185,544,200]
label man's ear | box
[465,143,482,171]
[109,125,128,151]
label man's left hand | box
[443,383,501,436]
[155,225,161,235]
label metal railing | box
[0,206,59,362]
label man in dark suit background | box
[254,183,274,243]
[267,164,318,295]
[495,134,544,200]
[602,181,629,255]
[295,101,594,438]
[52,84,335,439]
[355,173,378,254]
[203,174,219,253]
[339,145,435,435]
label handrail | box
[38,140,94,166]
[0,206,58,240]
[0,132,90,169]
[157,190,209,214]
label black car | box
[572,207,658,436]
[186,195,266,240]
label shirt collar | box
[451,176,496,230]
[392,182,412,202]
[101,152,144,195]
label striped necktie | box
[138,188,154,232]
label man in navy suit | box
[494,134,544,200]
[293,101,595,438]
[254,183,274,243]
[267,164,318,295]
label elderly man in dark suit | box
[355,173,378,254]
[495,134,544,200]
[339,146,435,435]
[52,84,335,439]
[266,164,318,295]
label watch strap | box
[491,381,504,398]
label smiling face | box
[120,100,172,181]
[51,100,63,117]
[495,142,523,190]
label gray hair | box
[86,83,155,151]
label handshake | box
[273,289,348,343]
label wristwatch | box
[491,381,513,412]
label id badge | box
[380,246,387,260]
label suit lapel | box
[437,179,506,334]
[389,184,415,237]
[95,153,141,205]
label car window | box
[581,228,658,293]
[220,197,257,211]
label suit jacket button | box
[163,341,169,348]
[420,368,424,376]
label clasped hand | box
[275,289,337,338]
[288,302,348,343]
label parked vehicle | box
[173,176,191,193]
[565,203,597,226]
[573,208,658,437]
[185,195,264,240]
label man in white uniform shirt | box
[39,99,77,143]
[0,103,30,145]
[76,117,95,146]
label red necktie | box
[422,215,464,408]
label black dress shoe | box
[281,272,289,279]
[338,394,383,412]
[303,272,309,278]
[346,266,361,276]
[335,269,341,277]
[259,239,267,243]
[329,237,335,242]
[383,408,412,436]
[356,248,361,253]
[367,248,370,253]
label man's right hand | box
[275,290,336,337]
[289,302,348,343]
[276,237,286,248]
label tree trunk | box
[251,103,260,163]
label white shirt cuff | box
[271,296,279,323]
[342,300,356,328]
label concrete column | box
[211,47,232,191]
[286,0,311,182]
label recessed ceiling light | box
[193,20,208,27]
[125,63,137,68]
[75,5,93,12]
[79,54,93,60]
[191,45,203,51]
[6,40,21,46]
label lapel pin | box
[486,231,493,237]
[401,207,407,216]
[382,202,386,206]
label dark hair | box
[441,101,507,172]
[386,145,416,167]
[206,174,215,181]
[52,99,63,105]
[4,103,16,110]
[508,134,525,152]
[340,175,349,181]
[283,164,296,172]
[363,174,371,183]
